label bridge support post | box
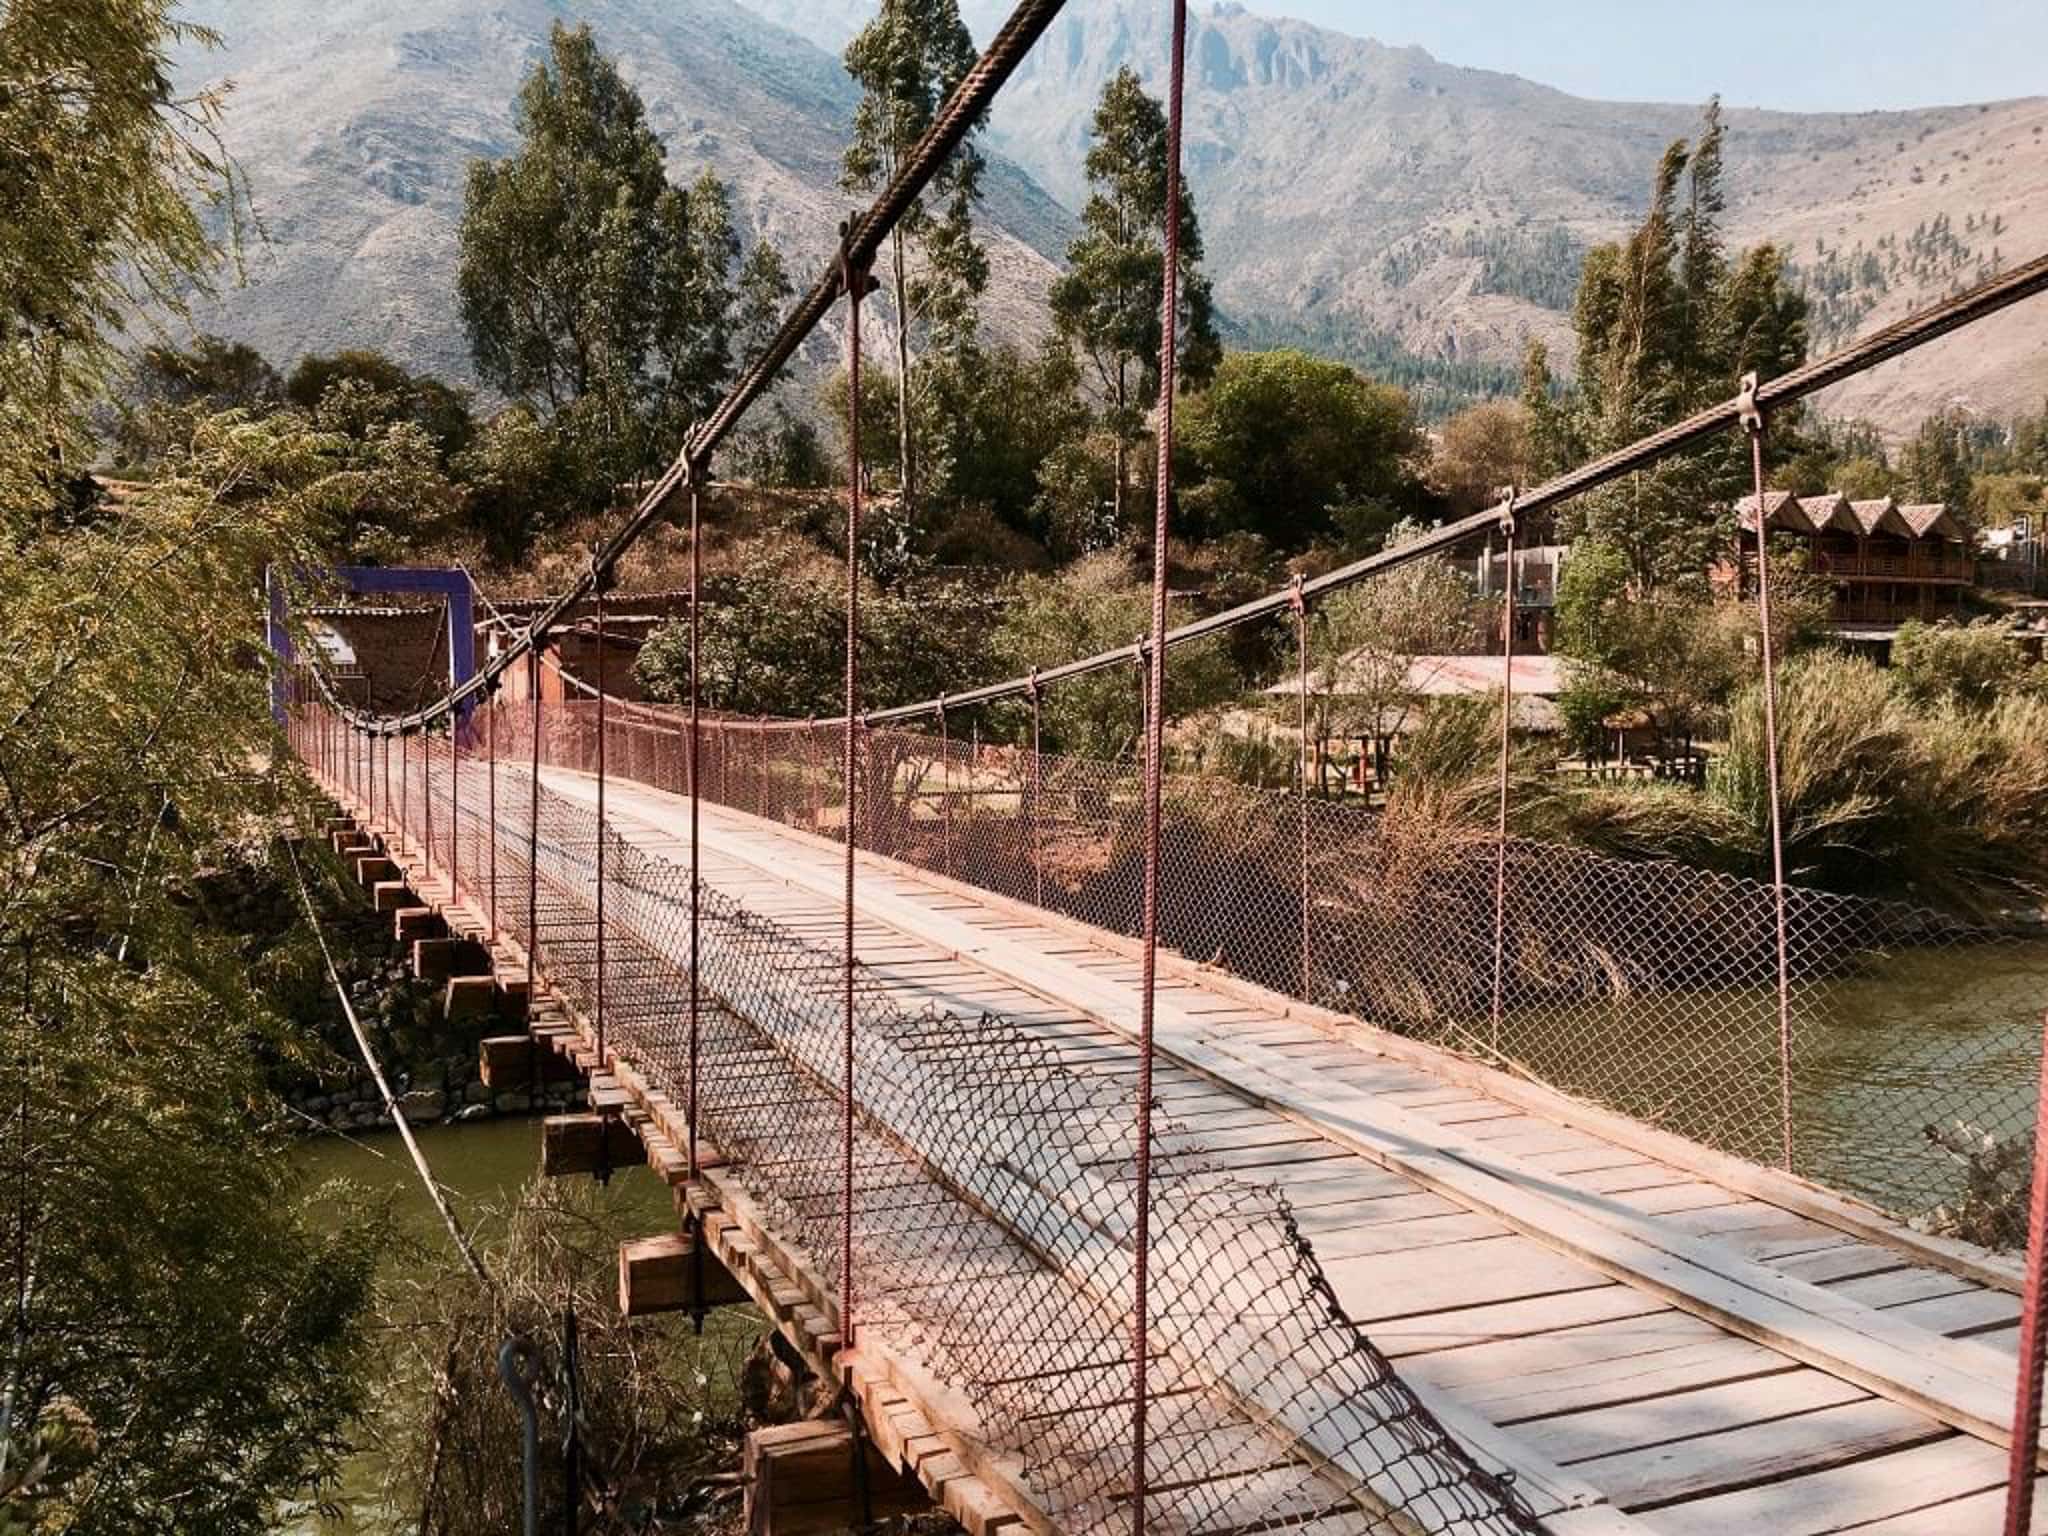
[742,1419,925,1536]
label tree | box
[285,348,476,464]
[1050,67,1221,530]
[1899,408,1977,523]
[1429,399,1532,517]
[457,24,764,501]
[842,0,989,519]
[993,554,1237,759]
[920,339,1090,539]
[634,535,998,716]
[1178,350,1423,550]
[1313,524,1484,781]
[2,408,397,1531]
[1554,537,1751,758]
[112,334,282,464]
[1558,102,1808,593]
[0,0,251,512]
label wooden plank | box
[1513,1368,1869,1465]
[618,1231,750,1315]
[1639,1434,2007,1536]
[1564,1396,1946,1509]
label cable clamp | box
[1498,487,1520,539]
[1737,371,1764,438]
[588,544,617,595]
[836,219,880,302]
[1287,572,1307,617]
[1026,666,1040,700]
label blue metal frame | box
[267,565,476,728]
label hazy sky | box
[1264,2,2045,111]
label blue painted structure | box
[267,565,477,731]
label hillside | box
[748,0,2048,431]
[172,0,2048,434]
[172,0,1073,386]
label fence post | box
[938,697,952,881]
[1290,576,1311,999]
[836,224,877,1356]
[1132,8,1188,1530]
[1741,375,1797,1173]
[2004,1007,2048,1534]
[1028,669,1043,909]
[1489,493,1519,1055]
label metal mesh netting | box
[519,694,2048,1231]
[295,699,1543,1536]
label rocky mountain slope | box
[747,0,2048,431]
[173,0,1072,386]
[175,0,2048,433]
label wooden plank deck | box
[528,767,2041,1535]
[319,747,2042,1536]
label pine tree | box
[1050,66,1221,530]
[1560,103,1807,592]
[841,0,988,515]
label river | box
[281,1117,683,1534]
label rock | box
[304,1095,331,1116]
[493,1091,530,1115]
[464,1080,491,1106]
[398,1088,445,1123]
[455,1102,492,1123]
[328,1106,352,1129]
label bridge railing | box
[288,688,1550,1536]
[509,691,2047,1247]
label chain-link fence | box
[499,692,2047,1238]
[290,694,1547,1536]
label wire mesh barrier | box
[288,696,1544,1536]
[507,696,2048,1238]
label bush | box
[1711,652,2048,917]
[1891,617,2029,708]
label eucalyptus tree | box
[1050,67,1220,530]
[841,0,990,515]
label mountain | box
[171,0,1073,387]
[174,0,2048,435]
[740,0,2048,431]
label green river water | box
[279,1118,684,1534]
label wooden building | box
[1727,491,1972,631]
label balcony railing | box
[1808,549,1976,582]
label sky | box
[1262,1,2047,111]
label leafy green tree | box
[1519,340,1574,482]
[1313,524,1484,779]
[285,348,476,464]
[458,24,768,501]
[920,340,1090,539]
[0,0,251,511]
[112,334,282,464]
[1178,350,1422,550]
[2,408,396,1532]
[842,0,989,517]
[994,554,1238,759]
[455,405,580,563]
[635,535,998,715]
[1050,66,1221,529]
[1898,408,1977,523]
[1430,399,1532,518]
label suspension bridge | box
[271,0,2048,1531]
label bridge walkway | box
[535,766,2041,1536]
